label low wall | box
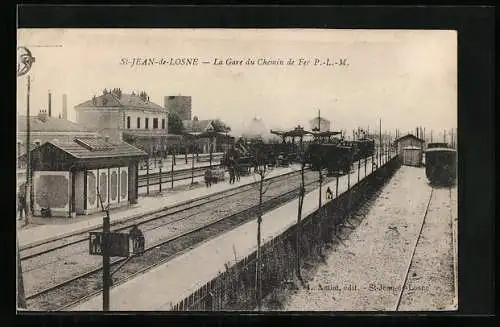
[171,156,402,311]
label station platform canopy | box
[270,125,312,138]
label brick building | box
[74,89,170,155]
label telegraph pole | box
[379,119,382,167]
[25,75,31,227]
[17,46,35,310]
[97,189,111,311]
[102,214,111,311]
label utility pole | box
[102,213,111,311]
[17,46,35,310]
[25,75,31,227]
[171,151,174,189]
[191,138,195,184]
[379,119,382,167]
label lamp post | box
[17,46,35,310]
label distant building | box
[393,134,425,156]
[17,110,99,163]
[309,116,331,132]
[182,116,231,153]
[165,95,192,121]
[74,89,169,154]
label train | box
[220,135,375,177]
[307,138,375,175]
[425,143,457,186]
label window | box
[137,117,141,129]
[34,139,41,146]
[153,118,158,129]
[161,119,166,129]
[127,116,131,129]
[145,118,149,129]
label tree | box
[253,148,271,311]
[212,119,231,133]
[168,112,185,134]
[295,154,307,283]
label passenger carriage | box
[425,143,457,186]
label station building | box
[74,89,170,155]
[24,137,147,218]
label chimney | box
[62,94,68,120]
[48,91,52,117]
[38,109,48,122]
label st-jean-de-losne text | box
[120,57,201,67]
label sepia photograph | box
[16,28,458,312]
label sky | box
[17,29,457,137]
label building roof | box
[123,130,181,138]
[33,137,147,159]
[17,115,95,133]
[393,133,425,144]
[182,119,215,133]
[74,93,165,112]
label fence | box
[170,155,401,311]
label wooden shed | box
[25,137,147,218]
[393,134,425,157]
[401,146,423,167]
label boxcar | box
[425,147,457,186]
[307,143,354,175]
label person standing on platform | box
[18,182,27,221]
[326,186,333,200]
[204,169,212,188]
[235,162,240,182]
[229,165,235,185]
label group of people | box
[228,163,241,185]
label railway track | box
[25,170,338,311]
[20,168,303,261]
[137,165,222,188]
[394,186,456,310]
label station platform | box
[138,153,224,175]
[17,164,301,249]
[70,156,383,311]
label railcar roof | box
[425,147,456,153]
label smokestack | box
[48,91,52,117]
[62,94,68,120]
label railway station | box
[16,29,462,313]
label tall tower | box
[164,95,192,120]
